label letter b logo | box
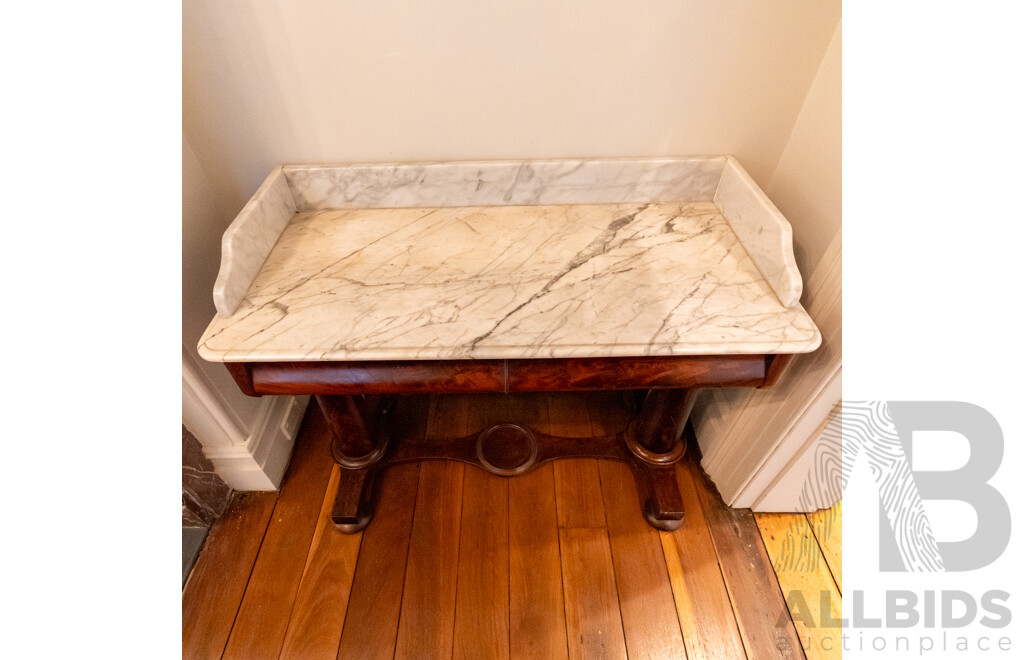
[880,402,1010,571]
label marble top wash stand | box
[198,157,820,533]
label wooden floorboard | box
[756,512,842,660]
[549,393,607,529]
[805,502,843,593]
[599,460,688,659]
[507,395,569,659]
[590,393,687,659]
[393,396,467,660]
[182,490,278,660]
[453,395,511,659]
[689,456,806,659]
[222,406,337,660]
[334,463,421,659]
[335,395,429,660]
[183,392,832,660]
[663,462,747,660]
[559,526,629,660]
[277,463,362,659]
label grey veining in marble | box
[282,157,727,211]
[212,167,296,316]
[199,202,820,362]
[714,157,803,307]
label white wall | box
[184,1,840,212]
[182,135,263,431]
[692,21,843,510]
[184,134,310,490]
[767,22,843,279]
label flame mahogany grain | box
[230,354,772,396]
[220,353,797,532]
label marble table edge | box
[197,334,823,364]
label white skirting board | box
[692,232,841,511]
[182,348,309,491]
[746,371,841,512]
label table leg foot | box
[621,389,697,531]
[331,467,377,534]
[630,462,684,531]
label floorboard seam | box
[385,464,421,660]
[804,511,842,597]
[220,492,280,660]
[448,465,466,660]
[286,466,358,659]
[689,460,754,660]
[505,472,512,660]
[544,399,573,660]
[595,467,630,658]
[752,515,809,660]
[654,530,690,659]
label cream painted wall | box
[692,21,843,509]
[183,136,263,431]
[767,21,842,279]
[183,0,840,213]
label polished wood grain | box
[320,394,387,530]
[631,389,696,454]
[240,354,768,396]
[806,502,843,593]
[182,491,278,660]
[316,381,696,534]
[277,465,362,659]
[251,360,506,395]
[222,408,337,660]
[453,395,511,659]
[332,404,432,660]
[548,393,607,528]
[316,394,380,460]
[507,395,569,660]
[329,464,376,531]
[507,355,766,392]
[559,527,629,660]
[334,463,421,660]
[453,468,510,658]
[662,459,747,660]
[393,396,467,660]
[185,392,830,660]
[689,457,804,659]
[600,461,688,658]
[760,353,796,388]
[393,460,465,659]
[588,395,686,658]
[380,422,629,470]
[335,402,427,660]
[756,512,843,659]
[245,352,766,536]
[224,361,259,397]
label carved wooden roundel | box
[475,423,538,476]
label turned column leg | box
[315,394,389,533]
[625,388,699,531]
[629,389,697,458]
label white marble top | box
[198,201,820,362]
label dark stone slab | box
[182,425,231,526]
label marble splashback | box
[199,202,820,362]
[282,157,727,210]
[714,158,803,308]
[212,167,296,316]
[210,157,805,318]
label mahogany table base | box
[318,389,695,533]
[225,354,794,533]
